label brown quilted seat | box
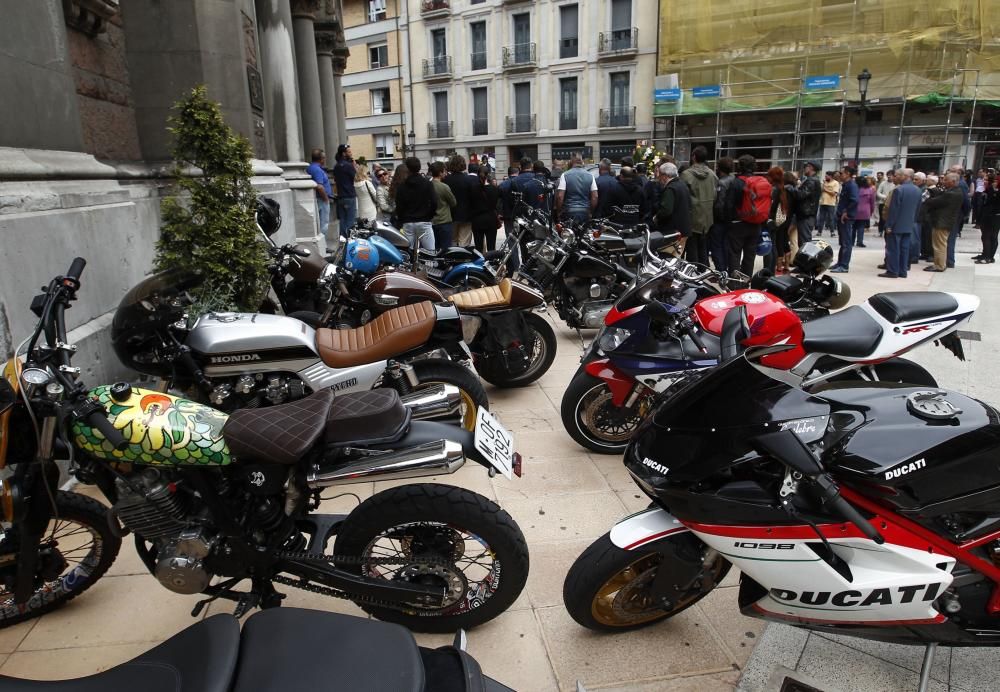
[448,278,512,311]
[316,302,437,368]
[223,388,334,465]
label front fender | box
[609,507,689,551]
[584,358,635,406]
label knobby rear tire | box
[333,483,529,632]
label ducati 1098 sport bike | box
[562,239,973,453]
[0,260,528,633]
[564,306,997,690]
[111,269,489,429]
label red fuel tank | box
[694,289,805,369]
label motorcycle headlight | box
[598,327,632,353]
[536,244,557,262]
[319,263,337,283]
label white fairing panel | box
[852,292,978,363]
[609,508,689,551]
[297,359,388,393]
[694,530,954,624]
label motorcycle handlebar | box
[687,325,709,354]
[66,258,86,283]
[84,406,128,451]
[812,474,885,544]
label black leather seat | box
[224,388,334,465]
[324,388,410,445]
[802,306,883,358]
[419,246,479,262]
[232,608,424,692]
[0,614,239,692]
[623,236,644,252]
[868,292,959,324]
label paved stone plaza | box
[0,230,996,691]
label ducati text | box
[770,582,942,607]
[641,457,669,474]
[885,458,927,480]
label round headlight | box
[537,244,557,262]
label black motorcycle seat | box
[0,614,240,692]
[224,388,334,465]
[868,291,958,324]
[802,306,883,358]
[325,388,410,445]
[232,608,423,692]
[623,237,643,252]
[419,246,479,262]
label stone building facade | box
[0,0,348,383]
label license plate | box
[474,407,518,480]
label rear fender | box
[584,358,635,406]
[443,262,490,285]
[609,507,690,551]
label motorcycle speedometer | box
[20,368,52,387]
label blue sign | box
[655,88,681,102]
[804,75,841,91]
[692,85,721,98]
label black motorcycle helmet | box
[793,240,835,276]
[256,197,282,236]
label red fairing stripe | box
[623,527,689,551]
[751,603,946,627]
[604,305,644,326]
[583,358,635,406]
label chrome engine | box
[209,374,307,409]
[113,468,215,595]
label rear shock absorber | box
[386,360,419,394]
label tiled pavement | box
[1,227,996,690]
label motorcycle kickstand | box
[917,642,937,692]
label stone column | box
[332,55,348,148]
[291,0,324,157]
[254,0,304,163]
[314,26,340,158]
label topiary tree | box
[155,85,266,312]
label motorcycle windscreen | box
[628,355,829,484]
[112,269,203,337]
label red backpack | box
[736,174,772,224]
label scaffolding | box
[652,0,1000,171]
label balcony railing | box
[599,106,636,129]
[420,0,450,17]
[471,51,487,71]
[558,111,578,130]
[501,43,536,70]
[505,114,536,134]
[598,27,639,56]
[472,117,489,136]
[428,121,453,139]
[559,37,578,59]
[502,0,531,4]
[422,56,452,80]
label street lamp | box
[407,130,416,158]
[392,129,403,158]
[853,68,872,169]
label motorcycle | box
[562,240,969,453]
[564,313,996,690]
[0,259,527,632]
[0,607,514,691]
[111,269,489,429]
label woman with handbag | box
[354,164,378,223]
[766,166,793,273]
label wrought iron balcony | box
[428,121,454,139]
[501,43,536,70]
[598,28,639,57]
[558,111,578,130]
[502,0,531,4]
[559,37,579,59]
[599,107,636,129]
[472,118,489,136]
[420,0,450,18]
[505,114,536,134]
[470,51,487,71]
[422,56,453,80]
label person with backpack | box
[725,154,770,276]
[830,166,859,273]
[680,146,718,266]
[710,157,736,272]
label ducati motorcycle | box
[0,607,514,691]
[564,316,998,690]
[111,270,489,429]
[0,260,527,633]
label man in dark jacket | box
[710,157,735,271]
[594,158,621,219]
[947,165,972,267]
[795,161,822,246]
[512,157,544,210]
[680,146,717,266]
[831,166,859,273]
[332,144,357,235]
[606,167,648,225]
[395,157,438,250]
[882,168,921,278]
[444,154,476,246]
[655,162,692,251]
[922,172,965,272]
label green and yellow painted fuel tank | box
[72,385,231,466]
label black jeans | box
[684,232,709,266]
[727,222,760,276]
[983,217,1000,260]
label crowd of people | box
[304,142,998,275]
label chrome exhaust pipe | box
[306,440,465,488]
[399,384,462,420]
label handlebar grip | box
[687,326,709,354]
[85,408,128,451]
[66,258,86,282]
[814,475,885,544]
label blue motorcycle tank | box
[344,238,381,273]
[368,235,404,266]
